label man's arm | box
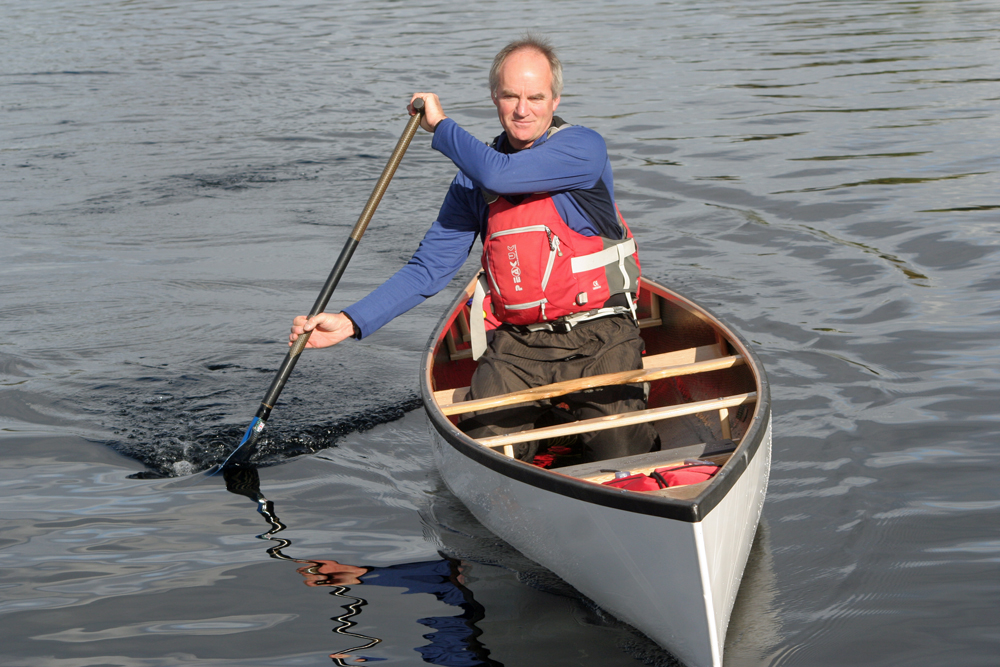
[408,92,606,195]
[431,118,607,195]
[341,189,480,337]
[291,176,483,347]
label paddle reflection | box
[223,466,500,666]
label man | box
[290,36,657,463]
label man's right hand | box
[409,93,447,133]
[297,559,369,587]
[289,312,355,349]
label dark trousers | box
[458,315,658,463]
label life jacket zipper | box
[488,224,551,240]
[488,225,560,318]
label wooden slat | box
[438,350,742,417]
[434,343,727,412]
[641,291,661,329]
[477,392,757,449]
[444,329,459,357]
[457,306,472,343]
[719,407,732,440]
[649,480,713,501]
[435,386,471,407]
[645,342,725,367]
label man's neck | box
[497,116,566,154]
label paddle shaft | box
[259,100,424,421]
[226,100,424,465]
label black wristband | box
[341,312,361,340]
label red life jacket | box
[481,193,641,325]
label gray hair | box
[489,34,563,99]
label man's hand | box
[297,559,369,587]
[409,93,447,133]
[289,312,355,349]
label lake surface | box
[2,0,998,665]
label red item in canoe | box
[603,462,720,491]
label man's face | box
[491,49,561,150]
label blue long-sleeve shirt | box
[343,117,622,338]
[356,559,499,666]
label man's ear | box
[553,95,561,112]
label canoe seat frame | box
[433,341,753,460]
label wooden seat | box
[434,343,739,416]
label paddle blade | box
[222,416,266,468]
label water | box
[2,0,998,664]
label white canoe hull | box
[421,276,771,666]
[429,418,770,667]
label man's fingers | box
[409,93,445,132]
[289,312,351,349]
[302,314,327,332]
[408,95,421,115]
[290,315,320,344]
[409,93,433,113]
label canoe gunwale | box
[420,276,771,524]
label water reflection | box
[223,466,500,666]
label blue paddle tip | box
[221,417,266,469]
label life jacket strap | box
[506,305,632,334]
[470,275,489,361]
[569,238,637,291]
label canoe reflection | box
[223,465,501,666]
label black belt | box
[502,299,635,335]
[503,313,628,335]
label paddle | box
[220,98,425,469]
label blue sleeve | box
[342,175,484,338]
[431,118,606,195]
[358,560,467,607]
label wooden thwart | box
[435,344,742,417]
[435,343,727,407]
[477,392,758,450]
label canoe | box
[420,274,771,667]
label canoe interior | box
[428,277,761,484]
